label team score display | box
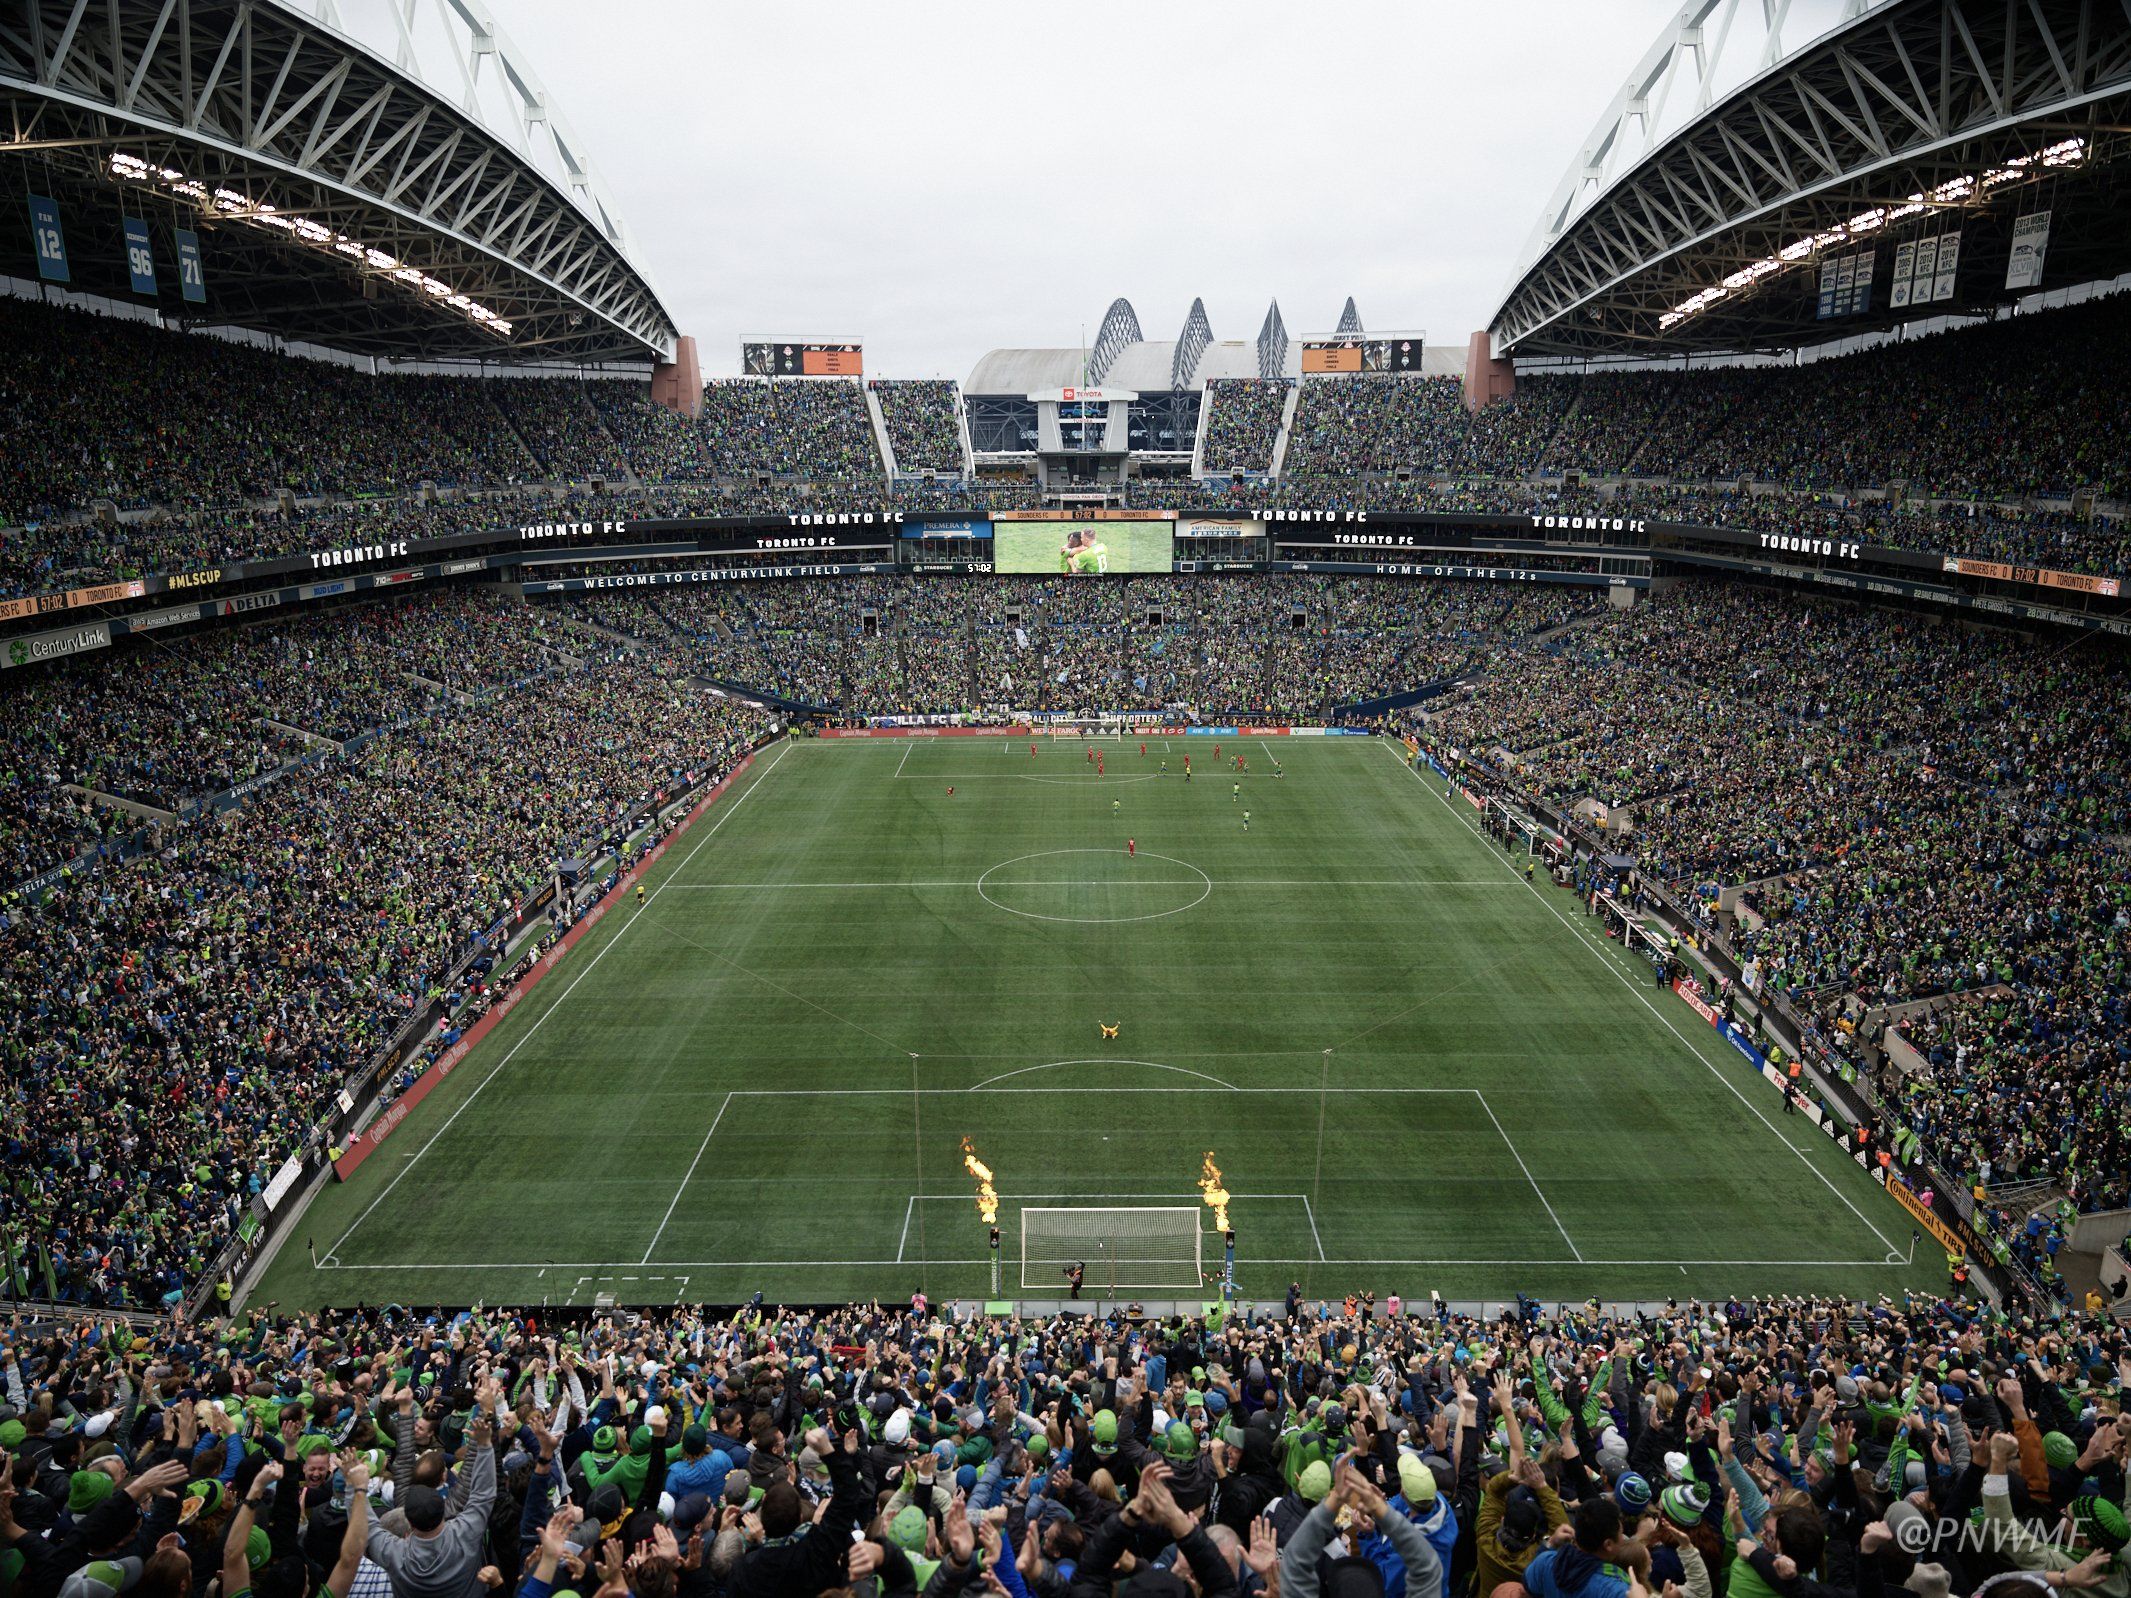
[993,520,1173,575]
[1300,338,1427,373]
[742,342,864,377]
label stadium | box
[3,0,2131,1595]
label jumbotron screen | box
[741,341,863,376]
[994,519,1171,575]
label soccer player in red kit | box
[1030,743,1037,757]
[1139,742,1146,756]
[1097,756,1104,776]
[1127,838,1135,857]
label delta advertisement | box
[994,519,1172,575]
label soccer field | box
[255,733,1931,1311]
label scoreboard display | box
[743,341,864,377]
[1300,338,1427,374]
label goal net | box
[1020,1207,1204,1291]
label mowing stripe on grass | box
[322,740,795,1265]
[1383,743,1900,1258]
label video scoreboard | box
[742,341,864,377]
[1299,336,1427,374]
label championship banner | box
[2005,211,2051,290]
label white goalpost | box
[1020,1206,1204,1291]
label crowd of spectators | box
[492,381,633,484]
[872,382,967,475]
[0,588,774,1309]
[2,1289,2128,1598]
[1420,582,2130,1211]
[9,290,2131,600]
[1200,381,1292,474]
[698,382,883,479]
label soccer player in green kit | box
[1060,528,1110,575]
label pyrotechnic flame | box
[1198,1152,1230,1232]
[963,1137,999,1224]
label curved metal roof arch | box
[0,0,680,363]
[1489,0,2131,357]
[1507,0,1899,294]
[1089,297,1143,384]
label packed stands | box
[871,380,966,474]
[0,590,773,1310]
[1420,582,2131,1216]
[1198,378,1290,473]
[2,1288,2126,1598]
[5,294,2131,602]
[697,379,883,479]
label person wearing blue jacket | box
[1523,1498,1635,1598]
[1388,1455,1457,1598]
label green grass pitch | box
[255,733,1933,1310]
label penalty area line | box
[1384,743,1901,1261]
[319,740,794,1266]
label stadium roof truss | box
[0,0,679,363]
[1491,0,2131,357]
[1256,298,1288,378]
[1171,295,1212,389]
[1088,296,1141,385]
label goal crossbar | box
[1020,1205,1204,1291]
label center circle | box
[976,848,1212,924]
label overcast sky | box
[501,0,1683,379]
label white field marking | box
[890,771,1158,785]
[1019,774,1158,786]
[1385,744,1902,1258]
[1474,1092,1583,1262]
[897,1196,915,1263]
[977,848,1211,924]
[702,1085,1480,1096]
[641,1092,734,1262]
[1301,1196,1327,1262]
[320,1251,1905,1272]
[1259,741,1283,766]
[907,1190,1312,1200]
[657,878,1509,890]
[894,742,913,778]
[971,1058,1238,1090]
[320,740,795,1264]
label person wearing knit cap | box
[1394,1454,1458,1598]
[67,1471,118,1518]
[1269,1459,1335,1550]
[1613,1473,1652,1523]
[1659,1485,1708,1532]
[1979,1432,2127,1597]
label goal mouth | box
[1021,1205,1207,1291]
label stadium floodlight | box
[1020,1208,1203,1293]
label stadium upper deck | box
[0,0,682,368]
